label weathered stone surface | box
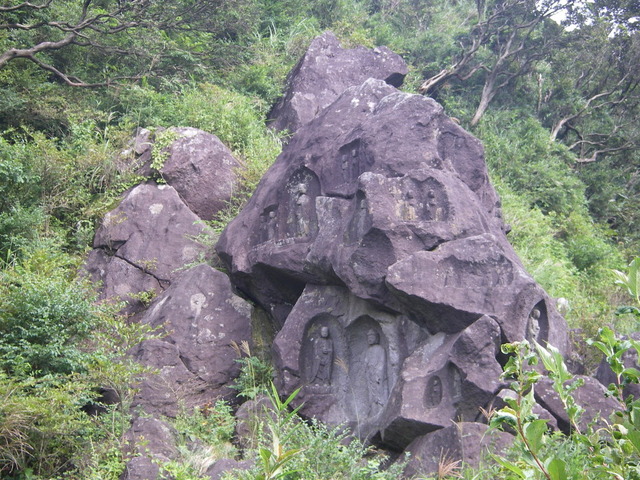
[218,75,569,449]
[272,284,423,440]
[132,264,253,417]
[126,127,242,220]
[217,79,510,324]
[401,422,513,478]
[84,183,213,314]
[386,234,568,344]
[121,457,160,480]
[535,376,621,433]
[206,458,253,480]
[379,315,503,450]
[122,417,177,480]
[268,31,408,135]
[158,127,242,220]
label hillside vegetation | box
[0,0,639,478]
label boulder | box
[268,31,408,135]
[401,422,513,478]
[535,376,621,433]
[218,76,570,448]
[84,183,213,314]
[122,417,177,480]
[379,316,503,450]
[217,79,511,323]
[132,264,253,417]
[386,234,567,344]
[206,458,253,480]
[124,127,242,220]
[154,127,242,220]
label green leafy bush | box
[158,402,238,480]
[489,329,640,480]
[227,383,406,480]
[0,239,155,478]
[0,242,108,377]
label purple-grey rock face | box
[84,183,213,314]
[131,127,242,221]
[268,31,408,135]
[122,417,177,480]
[159,127,242,221]
[402,422,513,478]
[132,264,253,417]
[217,76,569,450]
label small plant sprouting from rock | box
[150,129,181,183]
[231,340,274,400]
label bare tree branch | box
[0,0,51,12]
[0,0,236,87]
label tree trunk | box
[470,77,496,126]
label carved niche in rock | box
[379,315,503,450]
[273,284,424,440]
[219,77,570,450]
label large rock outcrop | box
[84,183,214,314]
[268,31,408,135]
[217,76,570,450]
[83,144,253,478]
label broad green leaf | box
[524,419,548,455]
[491,454,526,478]
[627,429,640,453]
[546,457,567,480]
[491,408,518,428]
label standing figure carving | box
[364,329,388,415]
[293,183,311,237]
[266,210,277,241]
[526,307,541,343]
[425,375,443,408]
[312,326,334,385]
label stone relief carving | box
[293,183,311,236]
[345,317,391,420]
[339,139,363,185]
[257,206,278,244]
[424,375,443,408]
[345,193,371,245]
[312,326,334,385]
[395,177,450,223]
[301,316,348,395]
[525,300,549,344]
[451,364,463,402]
[285,168,320,240]
[365,329,388,416]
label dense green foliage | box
[1,0,639,478]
